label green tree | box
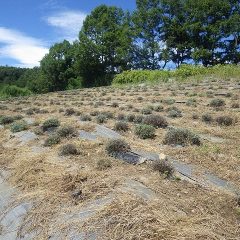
[75,5,132,87]
[40,40,77,91]
[161,0,192,68]
[17,67,49,93]
[132,0,169,69]
[186,0,240,65]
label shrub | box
[135,124,155,139]
[0,116,14,125]
[1,85,31,97]
[153,105,164,112]
[231,103,239,108]
[96,114,107,123]
[34,127,44,135]
[106,139,131,157]
[90,111,100,116]
[101,111,114,119]
[152,159,174,178]
[111,102,119,108]
[42,118,60,131]
[162,99,175,105]
[64,108,75,116]
[57,126,77,138]
[13,115,24,120]
[0,105,8,110]
[202,113,213,123]
[163,127,201,146]
[97,159,112,170]
[59,144,79,156]
[80,114,92,121]
[168,110,182,118]
[117,113,126,121]
[10,121,28,133]
[26,108,34,115]
[186,98,197,107]
[112,70,170,85]
[114,121,129,132]
[133,115,144,124]
[215,116,234,126]
[143,114,168,128]
[126,114,135,122]
[210,98,225,107]
[44,134,61,146]
[141,107,152,115]
[192,114,199,119]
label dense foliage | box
[0,0,239,95]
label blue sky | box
[0,0,136,68]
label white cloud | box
[0,27,49,68]
[45,11,87,41]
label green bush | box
[1,85,31,97]
[96,114,107,123]
[163,127,201,146]
[59,144,79,156]
[215,116,234,126]
[106,139,131,157]
[114,121,129,132]
[210,98,226,107]
[0,116,14,125]
[135,124,156,139]
[168,110,182,118]
[202,113,213,123]
[42,118,60,131]
[57,125,77,138]
[112,70,170,85]
[152,159,174,178]
[143,114,168,128]
[44,134,61,146]
[10,121,28,133]
[112,65,240,86]
[96,159,112,170]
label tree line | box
[1,0,240,94]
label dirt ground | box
[0,77,240,239]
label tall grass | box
[112,64,240,86]
[0,84,32,99]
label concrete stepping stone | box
[49,195,114,240]
[79,125,121,141]
[51,195,114,229]
[95,125,121,139]
[120,179,156,201]
[0,171,31,240]
[133,150,159,161]
[1,203,31,240]
[113,150,160,165]
[203,171,240,195]
[79,130,97,141]
[14,131,38,146]
[200,134,226,143]
[168,158,240,195]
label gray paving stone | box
[95,125,121,139]
[79,130,97,141]
[0,171,31,240]
[120,179,156,201]
[13,131,38,146]
[200,134,226,143]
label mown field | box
[0,74,240,239]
